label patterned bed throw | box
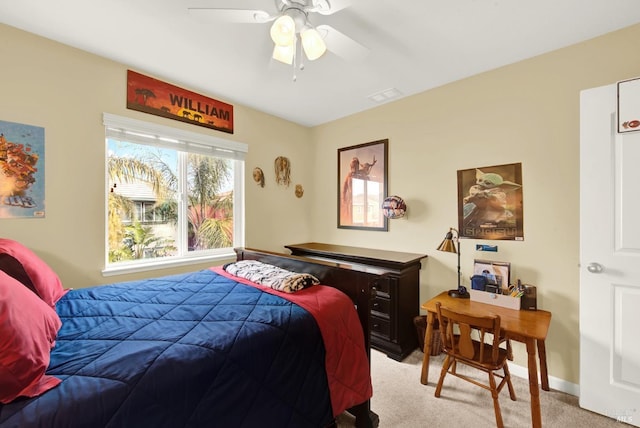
[224,260,320,293]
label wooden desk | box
[420,292,551,428]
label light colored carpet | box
[337,349,622,428]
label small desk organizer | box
[469,289,521,310]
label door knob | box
[586,262,604,273]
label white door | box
[580,83,640,427]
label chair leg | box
[488,372,504,428]
[503,363,517,401]
[435,355,452,398]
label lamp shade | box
[436,227,468,298]
[272,44,294,64]
[270,15,295,46]
[300,27,326,61]
[437,230,457,254]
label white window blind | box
[103,113,247,160]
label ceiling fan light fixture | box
[300,27,326,60]
[270,14,295,46]
[272,44,294,65]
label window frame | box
[102,113,247,276]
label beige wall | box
[0,23,314,286]
[2,21,640,386]
[309,24,640,384]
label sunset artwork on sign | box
[126,70,234,134]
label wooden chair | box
[434,302,516,428]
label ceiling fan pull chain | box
[298,35,305,71]
[292,36,298,82]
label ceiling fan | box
[188,0,368,68]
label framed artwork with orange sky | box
[338,139,388,231]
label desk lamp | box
[437,227,469,298]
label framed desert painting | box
[457,162,523,240]
[338,139,388,231]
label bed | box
[0,244,379,428]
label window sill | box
[101,251,236,277]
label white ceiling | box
[3,0,640,127]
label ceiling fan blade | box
[317,24,369,61]
[187,8,273,23]
[314,0,352,15]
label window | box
[103,113,246,275]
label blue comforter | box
[0,269,334,427]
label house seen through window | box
[104,114,246,272]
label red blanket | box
[212,267,372,417]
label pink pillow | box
[0,270,62,403]
[0,239,66,307]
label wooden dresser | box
[285,242,428,361]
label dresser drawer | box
[371,315,391,338]
[371,296,390,316]
[372,277,391,296]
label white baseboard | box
[509,362,580,397]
